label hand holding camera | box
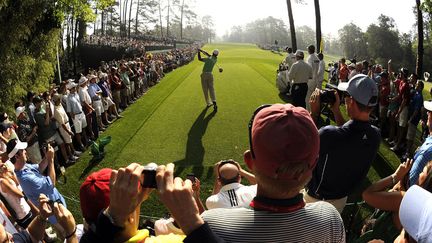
[107,163,153,227]
[38,193,54,219]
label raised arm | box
[362,159,412,212]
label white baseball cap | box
[399,185,432,242]
[424,101,432,112]
[15,106,26,118]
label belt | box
[293,82,307,85]
[75,112,82,115]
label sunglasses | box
[248,104,272,159]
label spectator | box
[52,94,80,161]
[347,63,356,80]
[0,162,35,229]
[288,51,313,108]
[0,124,14,158]
[15,106,42,164]
[390,68,410,152]
[201,104,345,242]
[6,139,67,236]
[0,193,77,243]
[119,64,132,108]
[306,45,320,111]
[275,64,290,94]
[33,96,71,165]
[108,67,123,112]
[405,80,424,157]
[66,82,88,151]
[78,76,96,140]
[206,159,256,209]
[363,159,432,233]
[308,74,380,213]
[79,164,185,243]
[378,71,391,131]
[25,92,36,125]
[408,100,432,187]
[284,47,296,68]
[338,58,349,82]
[97,71,122,123]
[317,53,325,90]
[87,75,106,132]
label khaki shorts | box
[72,112,87,134]
[59,123,73,144]
[92,99,103,116]
[102,97,115,111]
[399,106,409,127]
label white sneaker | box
[60,166,66,175]
[74,151,82,156]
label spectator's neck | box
[255,184,300,200]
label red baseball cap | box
[251,104,319,179]
[80,168,112,224]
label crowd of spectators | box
[82,35,199,54]
[0,44,199,242]
[0,41,431,242]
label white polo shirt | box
[206,183,257,210]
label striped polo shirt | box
[206,183,257,209]
[202,201,345,242]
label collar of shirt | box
[220,183,242,192]
[249,194,305,213]
[343,119,372,130]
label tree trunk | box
[101,10,105,35]
[314,0,322,53]
[128,0,133,37]
[135,0,140,35]
[94,8,98,34]
[180,0,185,39]
[166,0,170,37]
[159,0,164,37]
[73,17,78,74]
[286,0,297,51]
[416,0,424,76]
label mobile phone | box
[141,165,157,188]
[186,173,196,183]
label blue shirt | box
[409,136,432,186]
[66,93,83,114]
[307,120,381,199]
[88,83,102,99]
[16,164,66,224]
[408,91,423,125]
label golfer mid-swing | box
[198,48,221,111]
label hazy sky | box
[194,0,418,37]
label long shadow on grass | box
[174,107,216,178]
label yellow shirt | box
[124,229,185,243]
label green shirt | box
[202,56,217,73]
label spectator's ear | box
[244,150,253,170]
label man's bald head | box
[218,163,240,185]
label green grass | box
[57,43,402,240]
